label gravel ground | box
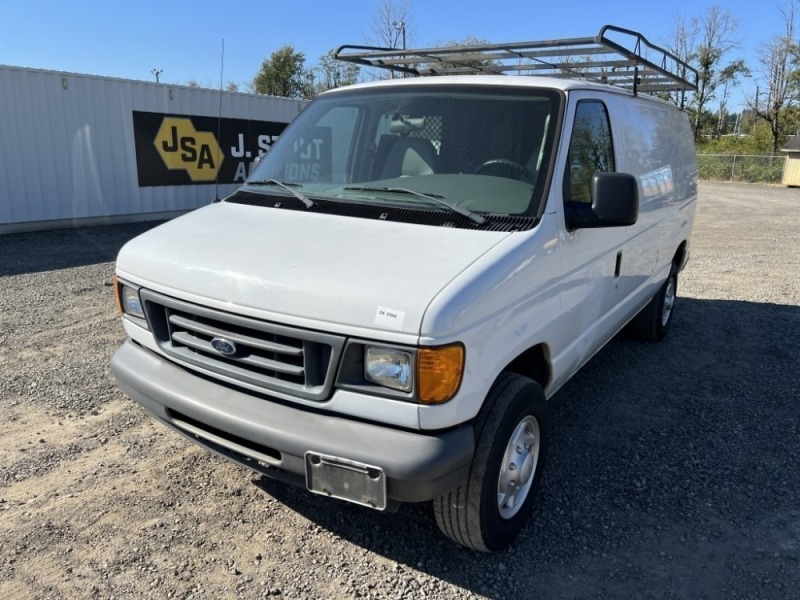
[0,181,798,599]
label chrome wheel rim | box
[662,276,676,327]
[497,415,540,519]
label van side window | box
[564,101,615,203]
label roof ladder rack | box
[335,25,698,106]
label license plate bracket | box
[305,452,387,510]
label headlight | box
[364,346,413,392]
[115,278,145,319]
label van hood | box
[116,202,510,337]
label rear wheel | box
[628,264,678,341]
[433,373,549,552]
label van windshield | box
[241,85,561,225]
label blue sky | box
[1,0,790,111]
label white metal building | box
[0,65,307,233]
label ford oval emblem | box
[210,337,237,356]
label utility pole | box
[393,21,406,78]
[393,20,406,50]
[151,68,163,83]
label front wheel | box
[433,373,549,552]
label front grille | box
[140,289,344,401]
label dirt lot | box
[1,182,798,599]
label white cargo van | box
[112,26,698,551]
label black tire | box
[433,372,549,552]
[628,264,678,342]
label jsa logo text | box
[154,118,222,182]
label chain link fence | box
[697,154,787,184]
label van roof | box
[321,74,684,108]
[335,25,697,106]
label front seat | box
[377,137,439,178]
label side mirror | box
[566,172,639,230]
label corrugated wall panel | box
[0,65,307,230]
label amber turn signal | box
[112,274,123,316]
[417,344,464,404]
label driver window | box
[564,101,615,203]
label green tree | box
[715,60,750,137]
[186,79,213,89]
[314,50,360,94]
[665,6,747,140]
[253,45,312,99]
[424,37,499,74]
[365,0,415,79]
[663,14,697,107]
[696,121,771,154]
[692,6,742,139]
[781,105,800,137]
[749,3,799,154]
[367,0,414,49]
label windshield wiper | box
[343,186,485,225]
[246,179,314,208]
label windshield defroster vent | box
[226,191,537,232]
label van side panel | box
[609,95,698,322]
[545,91,698,395]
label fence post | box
[731,155,737,181]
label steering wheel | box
[474,159,536,184]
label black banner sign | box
[132,110,289,187]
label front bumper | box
[111,340,474,503]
